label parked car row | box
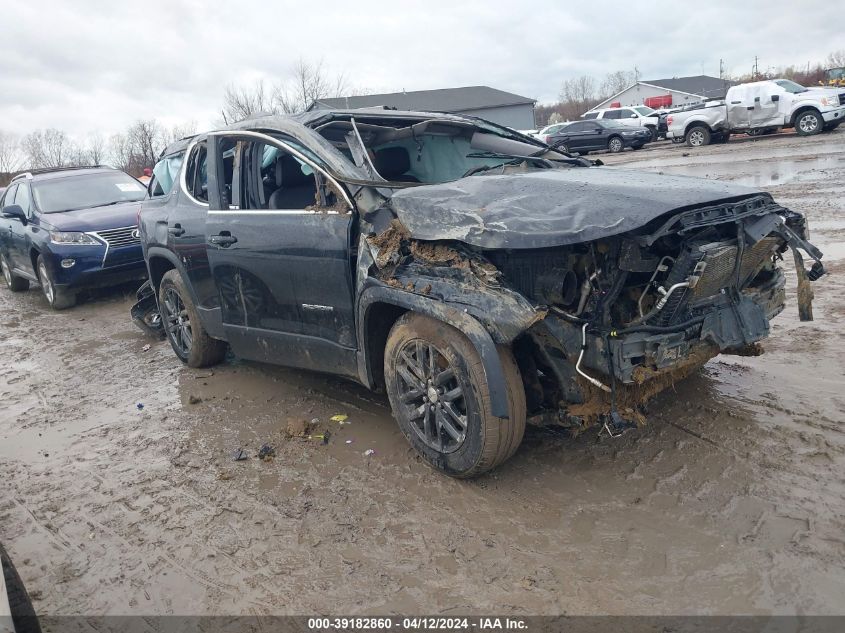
[665,79,845,146]
[0,106,828,478]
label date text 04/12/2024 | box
[307,617,529,630]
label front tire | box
[158,269,227,367]
[795,109,823,136]
[384,313,526,478]
[686,125,711,147]
[607,136,624,153]
[36,255,75,309]
[1,253,29,291]
[645,126,657,141]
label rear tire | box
[795,109,823,136]
[607,136,624,153]
[1,253,29,291]
[158,269,227,367]
[686,125,711,147]
[36,255,75,309]
[645,126,657,141]
[384,313,526,478]
[1,542,42,633]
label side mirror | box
[2,204,26,223]
[771,94,780,102]
[630,113,638,118]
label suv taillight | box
[667,115,673,126]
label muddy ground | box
[1,130,844,618]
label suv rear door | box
[205,132,359,378]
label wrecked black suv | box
[134,107,825,478]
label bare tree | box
[86,132,106,165]
[220,80,277,124]
[600,70,637,99]
[827,49,845,68]
[558,76,600,120]
[127,120,165,170]
[0,131,21,176]
[166,121,197,145]
[274,57,350,114]
[21,129,77,169]
[219,58,351,123]
[108,133,133,172]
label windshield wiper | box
[462,151,557,177]
[88,200,131,209]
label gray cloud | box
[1,0,840,139]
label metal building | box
[589,75,737,112]
[309,86,536,129]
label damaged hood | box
[387,167,763,249]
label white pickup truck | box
[666,79,845,146]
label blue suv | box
[0,166,149,309]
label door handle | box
[168,223,185,237]
[208,232,237,247]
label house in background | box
[309,86,536,129]
[589,75,737,112]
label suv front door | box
[205,132,359,378]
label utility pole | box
[752,56,759,80]
[719,58,724,79]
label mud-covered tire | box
[607,136,624,153]
[36,255,75,309]
[1,253,29,291]
[645,126,657,142]
[384,313,526,478]
[1,543,42,633]
[158,269,227,368]
[686,125,711,147]
[795,109,823,136]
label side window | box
[602,110,620,120]
[617,109,634,118]
[583,112,598,120]
[185,143,208,203]
[150,153,184,198]
[239,139,347,213]
[1,184,17,210]
[14,183,33,217]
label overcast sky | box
[1,0,840,139]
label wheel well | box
[790,106,820,127]
[148,256,176,291]
[607,134,622,144]
[29,248,40,274]
[685,122,710,134]
[364,302,408,390]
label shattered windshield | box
[315,116,571,185]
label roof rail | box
[12,165,112,181]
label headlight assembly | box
[49,231,101,245]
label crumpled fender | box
[356,281,512,419]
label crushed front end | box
[365,194,825,433]
[490,195,825,431]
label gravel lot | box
[1,129,844,618]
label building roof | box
[310,86,535,113]
[641,75,736,98]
